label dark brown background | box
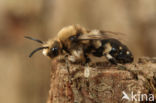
[0,0,156,103]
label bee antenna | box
[29,47,49,58]
[24,36,44,44]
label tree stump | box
[47,57,156,103]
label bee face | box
[43,41,62,58]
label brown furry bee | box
[25,25,133,64]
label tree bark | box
[47,57,156,103]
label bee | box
[25,25,133,65]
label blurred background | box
[0,0,156,103]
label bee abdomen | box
[87,39,133,64]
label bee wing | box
[100,30,125,36]
[78,34,110,40]
[78,30,124,40]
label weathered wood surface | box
[47,57,156,103]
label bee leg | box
[105,53,117,65]
[83,54,92,78]
[84,54,91,64]
[65,55,72,84]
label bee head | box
[25,36,61,58]
[42,40,62,59]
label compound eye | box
[51,47,58,56]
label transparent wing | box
[78,34,110,40]
[78,30,125,40]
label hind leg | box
[105,53,117,65]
